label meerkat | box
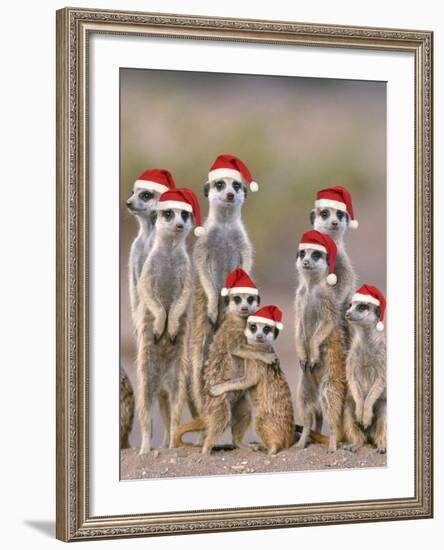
[294,231,346,453]
[126,169,175,322]
[310,186,358,316]
[210,311,294,455]
[174,278,273,453]
[342,286,387,454]
[120,367,134,449]
[190,155,257,414]
[135,188,201,454]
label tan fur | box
[120,367,135,449]
[174,313,274,453]
[211,343,294,455]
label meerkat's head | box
[310,206,349,241]
[310,185,358,242]
[154,207,194,239]
[245,305,283,345]
[225,292,260,318]
[127,168,177,223]
[345,285,386,332]
[204,177,247,211]
[296,247,330,281]
[297,230,338,286]
[126,187,161,220]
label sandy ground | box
[120,443,386,480]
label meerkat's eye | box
[215,180,225,191]
[263,326,272,334]
[336,210,345,221]
[358,304,369,312]
[232,181,241,192]
[247,296,255,304]
[181,211,190,222]
[140,191,154,202]
[320,209,330,219]
[233,296,242,304]
[249,324,257,333]
[299,250,306,259]
[312,251,322,261]
[162,209,174,221]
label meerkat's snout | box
[226,192,235,202]
[175,222,184,232]
[331,219,339,229]
[302,259,310,269]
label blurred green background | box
[120,68,386,449]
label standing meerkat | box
[210,306,295,455]
[120,367,134,449]
[343,285,387,454]
[174,269,273,453]
[190,154,258,413]
[294,230,346,453]
[310,185,359,314]
[125,168,176,321]
[135,188,203,454]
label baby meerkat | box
[126,169,176,321]
[190,155,258,414]
[210,306,294,455]
[294,230,346,453]
[174,269,272,453]
[135,188,203,454]
[343,285,387,454]
[310,186,358,314]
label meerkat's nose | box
[256,334,264,342]
[302,260,310,268]
[241,307,249,314]
[226,192,234,201]
[176,223,184,231]
[331,220,338,227]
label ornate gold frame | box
[56,7,433,542]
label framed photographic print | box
[56,7,433,542]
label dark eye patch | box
[247,296,255,304]
[140,191,154,202]
[233,296,242,304]
[162,209,174,221]
[249,324,257,333]
[336,210,345,221]
[299,250,306,259]
[232,181,241,192]
[311,251,322,261]
[181,211,189,222]
[320,209,330,220]
[358,303,369,312]
[263,326,272,334]
[215,180,225,191]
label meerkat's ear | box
[224,296,230,306]
[242,183,248,199]
[150,211,158,225]
[274,327,280,339]
[203,182,210,197]
[256,295,261,306]
[344,212,350,225]
[309,209,316,226]
[375,305,382,319]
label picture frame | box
[56,6,433,542]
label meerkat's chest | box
[206,226,247,281]
[348,346,379,393]
[154,254,188,306]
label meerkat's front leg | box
[136,328,156,455]
[362,378,386,429]
[295,324,308,371]
[195,259,218,326]
[347,374,365,425]
[167,271,192,344]
[210,368,260,396]
[308,320,334,371]
[232,346,278,365]
[239,236,253,273]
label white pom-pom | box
[349,219,359,229]
[276,322,284,331]
[194,226,205,237]
[221,288,228,297]
[376,321,384,332]
[250,181,259,192]
[326,273,337,286]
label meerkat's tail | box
[294,424,330,445]
[173,417,207,447]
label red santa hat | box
[315,185,359,229]
[133,168,176,194]
[352,284,386,332]
[299,230,338,286]
[208,154,259,192]
[248,305,283,331]
[157,188,204,237]
[221,268,258,297]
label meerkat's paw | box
[308,361,318,372]
[299,359,308,372]
[376,447,387,454]
[138,443,151,455]
[361,410,373,429]
[209,384,223,397]
[343,443,359,453]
